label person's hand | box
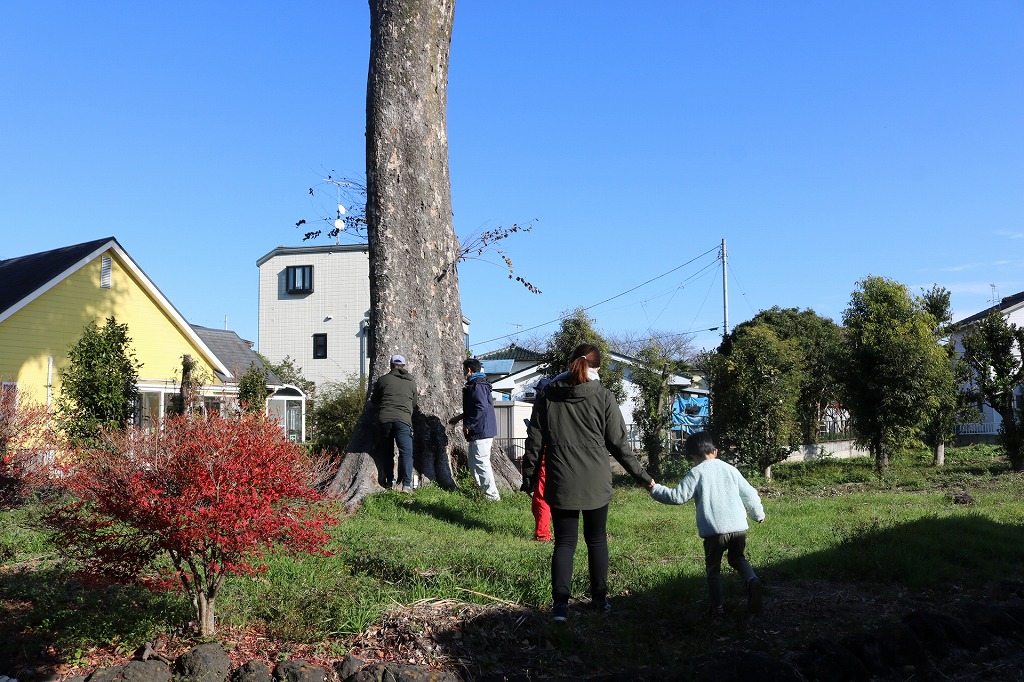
[462,427,470,438]
[646,479,657,491]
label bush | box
[312,375,367,453]
[45,413,337,635]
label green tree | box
[729,307,843,444]
[707,324,802,478]
[57,316,141,444]
[541,308,624,403]
[839,276,950,471]
[237,364,271,414]
[260,354,316,397]
[631,340,690,477]
[312,375,368,453]
[959,310,1024,472]
[919,285,976,466]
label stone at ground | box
[272,660,327,682]
[230,661,272,682]
[175,643,232,682]
[85,661,171,682]
[347,662,460,682]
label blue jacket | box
[462,373,497,440]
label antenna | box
[990,284,1000,304]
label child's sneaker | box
[747,577,763,614]
[709,604,725,619]
[552,603,569,623]
[591,597,612,614]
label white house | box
[257,243,470,390]
[952,290,1024,437]
[257,244,372,388]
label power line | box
[471,244,720,349]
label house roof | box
[0,236,116,318]
[480,359,514,375]
[191,325,282,386]
[476,344,544,362]
[955,290,1024,327]
[0,237,231,378]
[255,242,369,267]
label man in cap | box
[371,354,418,492]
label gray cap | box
[390,354,407,365]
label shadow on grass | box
[404,497,495,533]
[0,564,188,678]
[766,512,1024,586]
[436,514,1024,680]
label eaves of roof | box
[954,290,1024,327]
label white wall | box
[257,245,370,388]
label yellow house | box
[0,237,305,440]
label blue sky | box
[3,1,1022,358]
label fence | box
[495,437,527,462]
[955,422,999,435]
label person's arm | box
[520,400,545,491]
[463,382,486,434]
[370,379,382,405]
[602,391,653,487]
[738,474,766,522]
[650,469,698,505]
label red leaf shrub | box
[0,394,54,509]
[46,412,337,635]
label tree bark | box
[933,440,945,467]
[327,0,467,508]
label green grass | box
[2,445,1023,675]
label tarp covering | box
[672,394,708,434]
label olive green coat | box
[522,378,652,510]
[371,367,418,426]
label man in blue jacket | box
[449,358,500,500]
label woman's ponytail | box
[567,343,601,385]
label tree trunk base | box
[326,451,387,509]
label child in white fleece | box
[648,430,765,615]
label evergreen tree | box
[707,324,802,478]
[57,316,141,444]
[839,276,950,471]
[541,308,624,403]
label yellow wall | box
[0,248,222,406]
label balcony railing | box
[955,422,999,435]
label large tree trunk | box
[329,0,519,508]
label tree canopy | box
[839,276,950,471]
[959,310,1024,471]
[541,308,624,403]
[707,323,803,477]
[727,307,843,444]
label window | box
[286,265,314,294]
[313,333,327,359]
[1,382,17,409]
[101,256,112,288]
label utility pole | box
[721,238,729,340]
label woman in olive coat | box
[521,344,654,622]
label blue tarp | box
[671,394,708,434]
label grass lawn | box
[2,444,1023,679]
